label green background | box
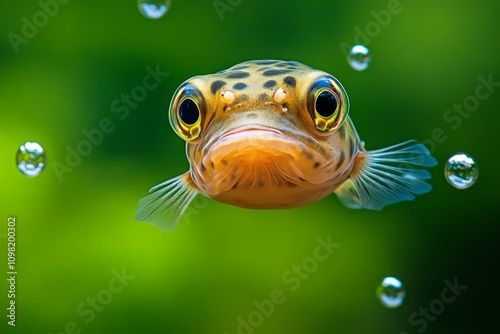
[1,0,499,333]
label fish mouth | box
[201,123,293,171]
[213,124,298,159]
[195,123,340,197]
[220,125,286,140]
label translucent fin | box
[334,179,363,209]
[135,173,200,231]
[335,140,437,211]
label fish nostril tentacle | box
[221,90,235,104]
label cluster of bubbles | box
[15,4,480,316]
[16,142,46,177]
[346,45,480,191]
[347,45,479,308]
[373,155,478,313]
[137,0,171,19]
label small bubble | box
[376,276,405,309]
[445,153,478,189]
[348,44,371,71]
[137,0,171,19]
[16,142,46,177]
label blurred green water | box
[1,0,499,333]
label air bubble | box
[348,44,370,71]
[445,153,478,189]
[138,0,171,19]
[376,276,405,309]
[16,142,46,177]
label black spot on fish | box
[313,162,320,169]
[232,182,238,189]
[263,69,293,77]
[246,113,258,119]
[255,60,278,65]
[258,93,268,101]
[337,125,346,139]
[283,76,296,88]
[230,65,249,71]
[233,82,247,90]
[302,150,313,160]
[335,151,345,170]
[211,80,226,94]
[210,161,215,168]
[226,71,250,79]
[239,94,249,101]
[263,80,277,89]
[223,105,228,112]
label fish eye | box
[169,83,205,141]
[315,90,338,118]
[308,76,349,133]
[179,99,200,125]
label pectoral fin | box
[135,172,200,231]
[333,178,363,209]
[334,140,437,210]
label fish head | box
[168,60,355,208]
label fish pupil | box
[315,91,337,117]
[179,99,199,125]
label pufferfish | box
[135,60,436,231]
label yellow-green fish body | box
[136,60,436,230]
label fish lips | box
[220,125,285,140]
[211,125,303,160]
